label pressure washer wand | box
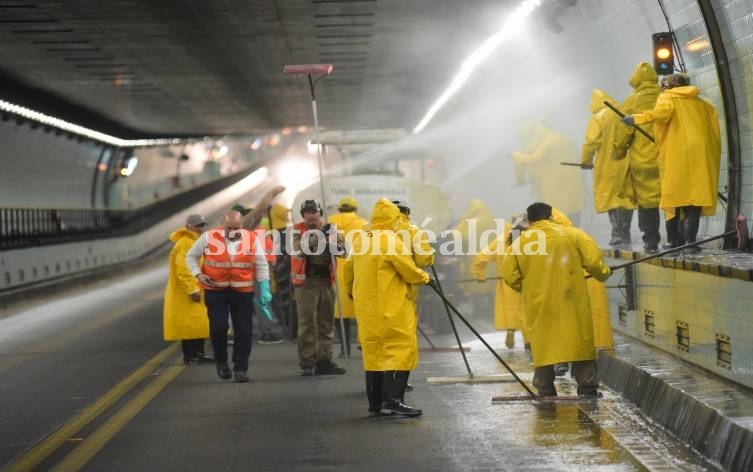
[430,265,473,378]
[603,100,655,142]
[426,282,536,397]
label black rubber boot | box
[638,207,660,251]
[365,371,384,416]
[381,371,421,417]
[683,206,701,245]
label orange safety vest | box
[290,222,334,286]
[201,228,257,292]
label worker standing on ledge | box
[621,73,721,250]
[344,198,430,417]
[185,210,271,383]
[581,89,635,247]
[613,62,663,252]
[502,202,610,398]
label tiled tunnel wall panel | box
[0,118,275,210]
[0,121,103,208]
[615,263,753,389]
[716,0,753,222]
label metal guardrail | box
[0,165,261,251]
[0,208,126,250]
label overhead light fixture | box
[0,98,185,147]
[412,0,543,134]
[119,154,138,177]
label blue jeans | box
[205,289,254,372]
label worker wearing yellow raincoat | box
[394,200,435,301]
[502,203,611,397]
[513,123,585,223]
[328,196,368,357]
[344,198,430,417]
[613,62,663,251]
[581,89,635,246]
[453,198,496,297]
[470,222,523,349]
[163,214,212,364]
[550,210,614,349]
[625,73,721,248]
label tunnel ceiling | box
[0,0,512,138]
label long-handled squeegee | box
[283,64,350,355]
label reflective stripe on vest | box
[290,222,334,286]
[201,228,256,292]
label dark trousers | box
[533,360,598,396]
[337,318,353,356]
[666,206,701,246]
[205,289,254,373]
[638,207,660,248]
[181,338,205,359]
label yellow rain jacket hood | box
[513,124,584,215]
[454,199,496,296]
[269,204,290,230]
[163,227,208,341]
[634,85,721,220]
[501,220,610,366]
[581,89,635,213]
[343,198,430,371]
[329,210,368,318]
[613,62,662,208]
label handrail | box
[0,165,261,250]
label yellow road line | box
[3,342,179,472]
[50,361,186,472]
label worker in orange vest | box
[291,199,346,376]
[186,210,271,383]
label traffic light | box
[652,32,675,75]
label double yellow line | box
[4,343,184,472]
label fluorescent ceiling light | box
[0,98,184,147]
[412,0,543,134]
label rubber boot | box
[683,206,702,253]
[607,209,621,246]
[619,208,634,246]
[381,371,421,417]
[638,207,660,251]
[365,371,383,416]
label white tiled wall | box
[715,1,753,221]
[620,264,753,389]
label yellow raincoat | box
[397,212,435,304]
[343,199,430,371]
[328,210,368,318]
[513,123,585,216]
[470,223,523,331]
[634,85,721,221]
[550,211,614,348]
[581,89,635,213]
[163,228,209,341]
[501,220,611,366]
[613,62,662,209]
[454,198,496,296]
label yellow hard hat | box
[338,196,358,209]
